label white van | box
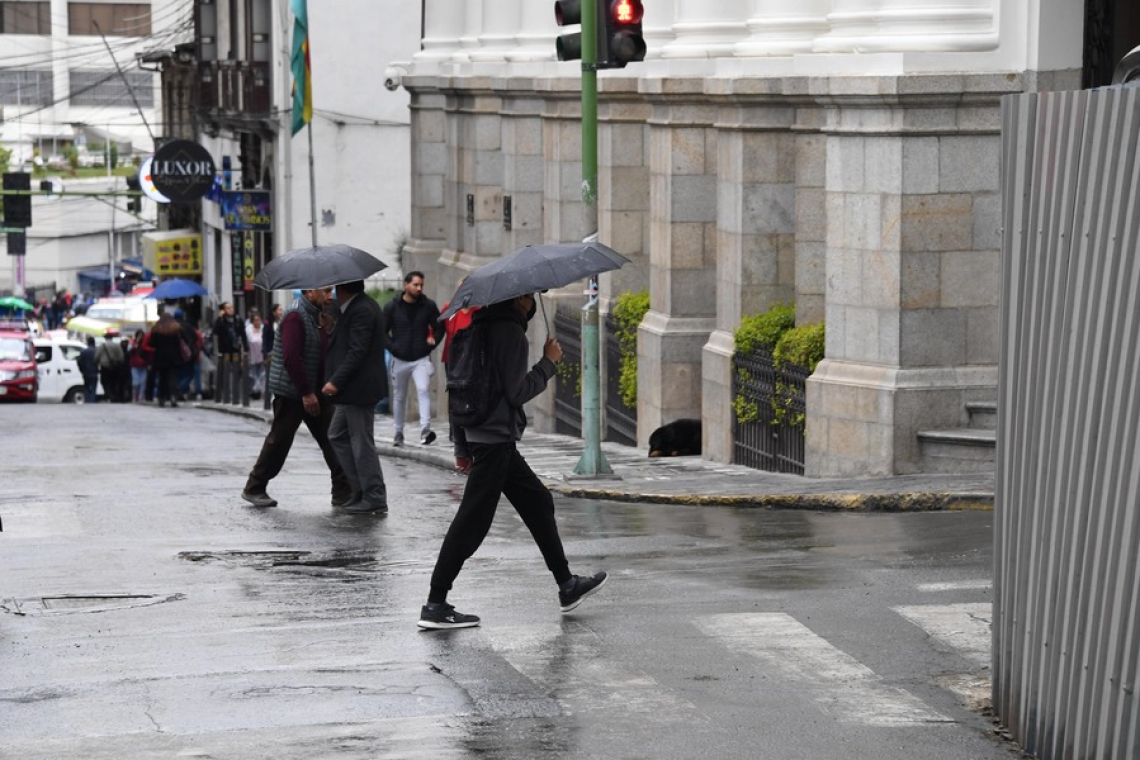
[33,337,103,403]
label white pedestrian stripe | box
[696,613,952,726]
[893,603,991,666]
[488,623,707,724]
[915,580,992,592]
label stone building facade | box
[396,0,1112,476]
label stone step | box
[916,427,996,474]
[964,401,997,431]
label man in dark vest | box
[241,288,354,509]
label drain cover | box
[2,593,184,616]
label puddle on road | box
[178,549,421,575]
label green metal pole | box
[573,0,613,477]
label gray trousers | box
[328,403,387,508]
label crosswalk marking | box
[696,613,953,726]
[487,623,708,724]
[893,603,991,666]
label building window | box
[70,69,154,107]
[68,3,151,36]
[0,70,54,106]
[0,2,50,34]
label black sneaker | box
[417,602,480,630]
[393,432,405,447]
[559,571,608,613]
[421,428,437,445]
[241,490,277,508]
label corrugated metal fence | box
[996,84,1140,760]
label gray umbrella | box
[439,242,630,320]
[253,244,387,290]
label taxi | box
[0,327,38,401]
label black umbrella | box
[253,244,387,290]
[439,242,629,321]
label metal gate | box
[603,314,636,446]
[553,309,581,437]
[994,84,1140,760]
[730,350,807,474]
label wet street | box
[1,405,1018,759]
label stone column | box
[468,0,520,61]
[418,0,466,62]
[407,88,449,262]
[703,103,797,463]
[816,0,998,54]
[734,0,830,57]
[509,0,557,62]
[661,0,750,59]
[638,100,718,446]
[455,0,483,62]
[643,0,678,58]
[795,110,827,324]
[501,92,546,253]
[805,82,1004,477]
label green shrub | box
[733,303,795,354]
[612,289,650,408]
[731,303,825,428]
[367,288,398,307]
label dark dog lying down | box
[648,418,702,457]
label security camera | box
[383,63,409,92]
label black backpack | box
[446,322,501,428]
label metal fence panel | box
[996,84,1140,760]
[553,310,582,437]
[603,315,636,446]
[730,350,807,474]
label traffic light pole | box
[572,0,613,477]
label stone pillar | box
[816,0,998,54]
[795,111,826,324]
[703,104,797,463]
[455,0,483,61]
[643,0,678,58]
[509,0,557,61]
[468,0,520,61]
[407,88,449,261]
[734,0,830,57]
[419,0,466,61]
[501,92,546,254]
[638,101,718,445]
[598,90,652,298]
[805,84,1003,477]
[661,0,750,59]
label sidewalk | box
[204,402,994,511]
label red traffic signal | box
[611,0,643,24]
[601,0,645,68]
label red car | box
[0,329,38,402]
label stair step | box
[964,401,998,430]
[917,428,995,474]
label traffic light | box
[555,0,586,62]
[3,172,31,228]
[600,0,645,68]
[126,175,141,213]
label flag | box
[290,0,311,135]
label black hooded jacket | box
[463,300,557,445]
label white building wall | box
[281,0,419,287]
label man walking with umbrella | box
[241,288,354,509]
[321,280,389,514]
[417,292,607,629]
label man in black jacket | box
[417,294,607,629]
[322,280,389,514]
[382,271,440,447]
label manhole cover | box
[2,593,184,616]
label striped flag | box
[290,0,311,135]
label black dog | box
[648,418,702,457]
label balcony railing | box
[197,61,270,117]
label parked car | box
[33,337,102,403]
[83,296,159,336]
[0,329,38,402]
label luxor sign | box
[151,140,216,204]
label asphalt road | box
[1,405,1022,759]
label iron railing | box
[198,61,270,116]
[603,314,637,446]
[553,310,582,437]
[730,350,808,474]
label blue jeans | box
[83,374,98,403]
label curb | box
[201,403,994,512]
